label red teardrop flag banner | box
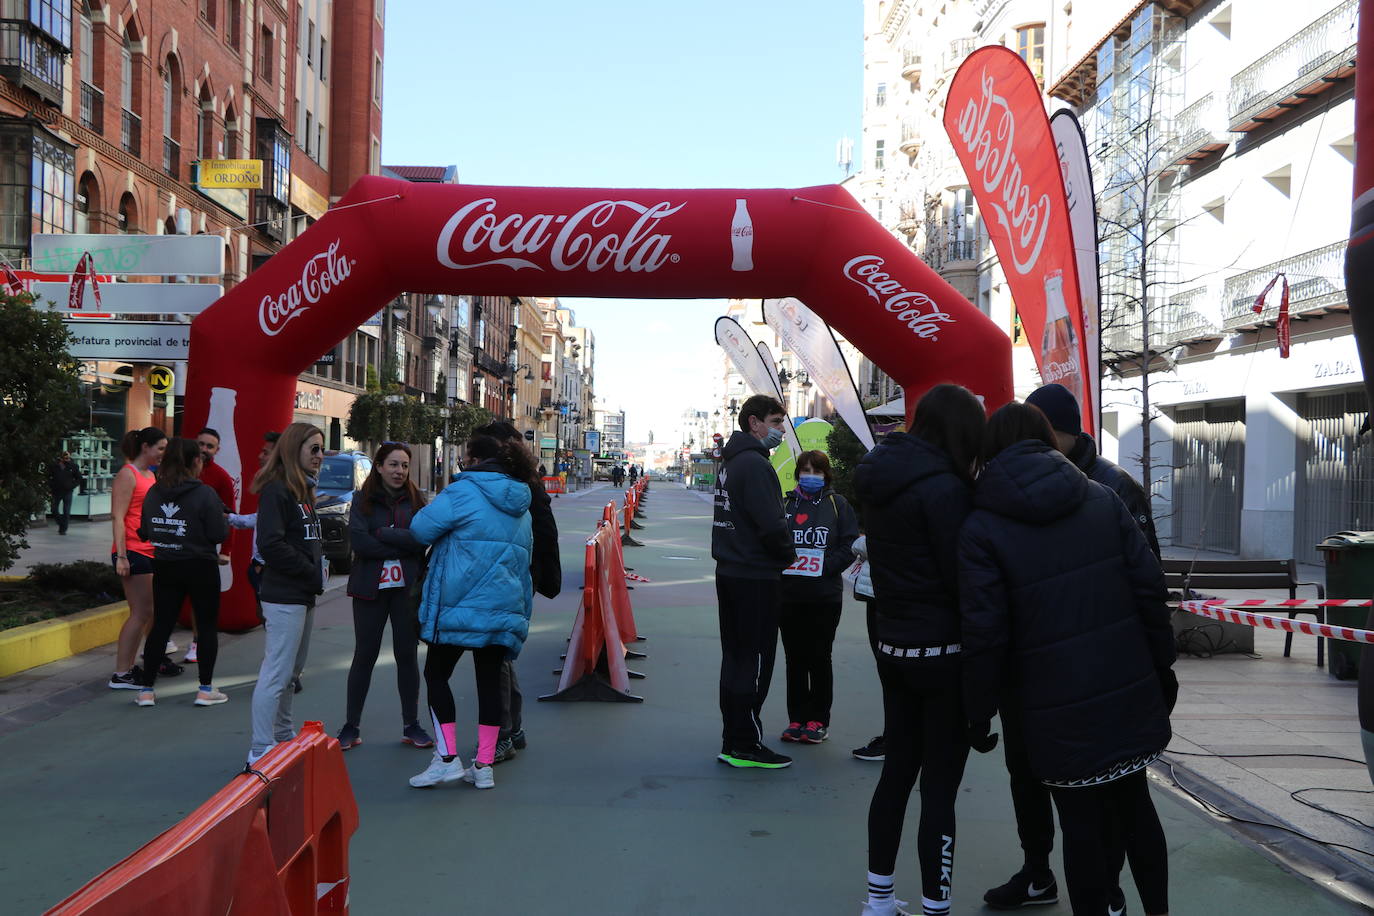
[944,46,1093,434]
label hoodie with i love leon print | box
[139,479,230,563]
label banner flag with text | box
[763,297,875,450]
[945,46,1094,434]
[1050,110,1101,433]
[754,339,803,457]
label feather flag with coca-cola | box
[67,251,102,310]
[1,265,22,296]
[944,47,1093,434]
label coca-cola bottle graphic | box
[1039,270,1085,408]
[731,199,754,271]
[206,386,240,592]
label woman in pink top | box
[109,427,167,689]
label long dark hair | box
[359,442,427,508]
[911,384,987,482]
[120,426,167,461]
[982,401,1057,465]
[467,434,538,483]
[156,438,202,488]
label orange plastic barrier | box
[47,722,359,915]
[542,475,566,495]
[539,515,643,703]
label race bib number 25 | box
[783,548,824,578]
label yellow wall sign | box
[197,159,263,189]
[147,365,175,394]
[290,175,330,220]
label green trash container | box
[1315,531,1374,680]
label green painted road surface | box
[0,485,1363,914]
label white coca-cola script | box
[436,198,684,273]
[952,71,1051,275]
[259,240,354,336]
[842,256,955,340]
[1041,354,1081,384]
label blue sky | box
[381,1,861,441]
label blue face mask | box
[797,473,825,494]
[761,427,784,451]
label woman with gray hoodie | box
[136,438,230,707]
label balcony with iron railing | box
[1160,287,1220,345]
[944,37,976,72]
[901,48,922,82]
[1228,0,1357,131]
[162,137,180,179]
[1162,93,1228,168]
[1103,319,1147,355]
[945,238,978,263]
[1222,240,1348,330]
[120,110,140,155]
[79,82,103,134]
[899,119,921,155]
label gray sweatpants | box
[250,602,314,758]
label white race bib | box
[378,558,406,589]
[783,548,824,578]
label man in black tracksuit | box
[980,383,1164,911]
[711,394,796,769]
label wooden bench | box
[1162,558,1327,665]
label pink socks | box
[476,724,500,766]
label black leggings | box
[778,597,842,725]
[1050,771,1169,916]
[345,591,421,727]
[423,643,505,729]
[140,558,220,688]
[867,656,970,906]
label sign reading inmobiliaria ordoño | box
[944,46,1094,434]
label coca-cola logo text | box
[259,240,354,337]
[952,70,1051,275]
[842,256,955,340]
[1041,355,1081,384]
[436,198,684,273]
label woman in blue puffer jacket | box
[405,434,535,792]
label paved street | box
[0,485,1369,913]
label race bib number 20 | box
[783,548,824,578]
[378,558,406,589]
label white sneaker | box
[860,902,910,916]
[246,744,278,767]
[463,763,495,789]
[409,752,465,788]
[184,642,198,663]
[165,639,178,654]
[194,688,228,706]
[134,690,155,707]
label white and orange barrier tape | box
[1178,600,1374,646]
[1180,598,1373,608]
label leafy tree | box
[0,295,83,570]
[364,364,380,393]
[826,414,869,524]
[347,393,489,447]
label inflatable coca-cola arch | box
[184,176,1012,629]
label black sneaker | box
[336,724,362,751]
[108,667,143,690]
[493,736,517,763]
[717,743,792,769]
[158,658,184,677]
[1108,886,1127,916]
[983,867,1058,909]
[510,728,527,750]
[291,675,303,694]
[852,735,886,761]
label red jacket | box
[199,459,237,557]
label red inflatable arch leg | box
[184,178,1012,629]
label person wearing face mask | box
[778,451,859,746]
[711,394,798,769]
[335,442,434,752]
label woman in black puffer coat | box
[959,402,1176,916]
[853,384,986,916]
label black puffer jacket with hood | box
[853,432,973,648]
[711,431,795,578]
[959,439,1175,784]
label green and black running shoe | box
[717,743,793,769]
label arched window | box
[197,85,214,158]
[118,191,138,233]
[163,215,176,235]
[75,172,100,234]
[120,34,140,154]
[224,104,238,158]
[163,56,181,177]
